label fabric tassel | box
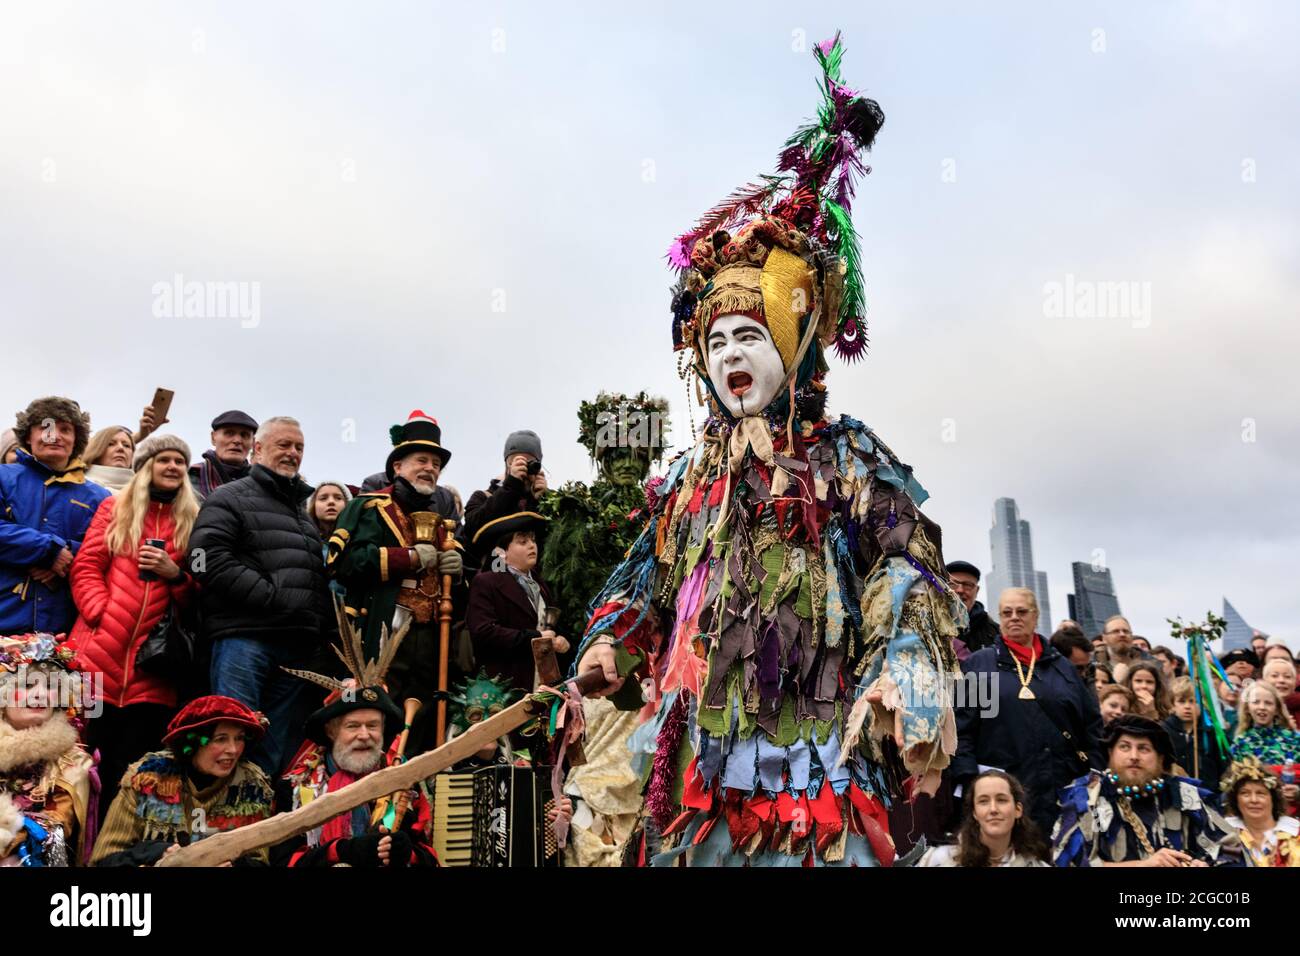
[836,688,872,769]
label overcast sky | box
[2,1,1296,648]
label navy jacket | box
[0,450,110,634]
[954,635,1105,835]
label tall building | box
[1069,562,1122,638]
[1222,598,1264,652]
[987,497,1051,629]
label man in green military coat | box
[328,411,463,727]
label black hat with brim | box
[1101,714,1175,768]
[471,510,549,547]
[1219,648,1261,670]
[303,685,404,746]
[385,415,451,479]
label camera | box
[526,460,542,476]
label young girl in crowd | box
[1098,684,1134,725]
[1231,681,1300,815]
[918,770,1049,867]
[1122,660,1172,721]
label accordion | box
[428,764,561,867]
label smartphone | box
[140,538,167,581]
[149,387,175,427]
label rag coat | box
[0,450,110,634]
[68,495,196,708]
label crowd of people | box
[1,391,1292,869]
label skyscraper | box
[1069,562,1122,638]
[1222,598,1263,652]
[987,497,1051,630]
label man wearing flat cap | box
[189,409,258,499]
[945,560,999,656]
[327,411,464,726]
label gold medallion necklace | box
[1009,640,1037,700]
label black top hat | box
[386,410,452,479]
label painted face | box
[192,721,248,778]
[1109,734,1161,786]
[705,314,786,418]
[101,430,134,468]
[971,776,1021,842]
[1100,693,1129,724]
[150,450,187,492]
[1,672,55,730]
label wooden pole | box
[158,669,607,867]
[434,518,456,748]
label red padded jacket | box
[68,495,196,708]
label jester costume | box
[0,634,96,866]
[90,695,274,866]
[571,36,966,867]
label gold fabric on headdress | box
[697,247,812,374]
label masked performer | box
[574,34,966,866]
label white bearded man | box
[572,34,967,866]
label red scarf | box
[1003,634,1042,666]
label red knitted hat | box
[162,695,268,749]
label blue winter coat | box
[953,635,1105,836]
[0,449,111,634]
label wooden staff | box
[435,518,457,748]
[158,658,607,867]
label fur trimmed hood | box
[0,710,81,773]
[0,792,19,853]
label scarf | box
[1003,634,1042,666]
[194,450,249,498]
[319,751,378,844]
[507,564,545,626]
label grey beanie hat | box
[132,433,193,472]
[503,429,542,462]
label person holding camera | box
[462,430,549,571]
[68,434,199,820]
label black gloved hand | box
[385,829,415,868]
[336,831,384,868]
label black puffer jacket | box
[187,465,329,643]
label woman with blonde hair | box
[68,434,200,819]
[83,425,136,492]
[1231,680,1300,816]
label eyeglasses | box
[1000,609,1034,618]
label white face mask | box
[705,314,786,418]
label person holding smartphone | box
[68,434,199,820]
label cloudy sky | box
[3,1,1296,648]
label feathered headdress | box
[282,597,411,697]
[668,33,884,366]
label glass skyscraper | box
[1068,562,1122,638]
[986,497,1051,629]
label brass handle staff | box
[435,518,457,748]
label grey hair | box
[255,416,302,444]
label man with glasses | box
[1098,615,1150,678]
[945,560,999,656]
[954,588,1105,835]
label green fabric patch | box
[609,645,648,711]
